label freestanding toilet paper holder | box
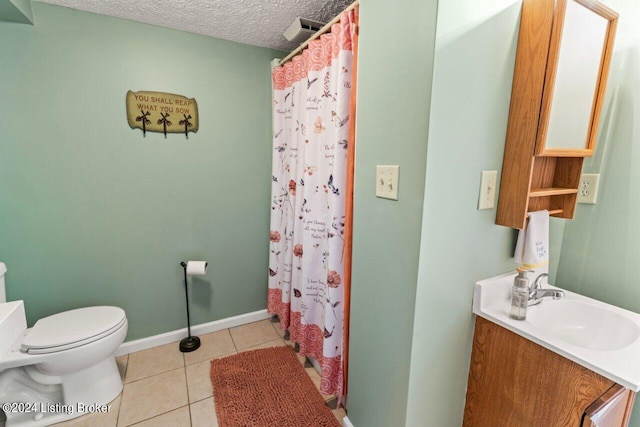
[179,261,205,352]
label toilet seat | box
[21,306,127,354]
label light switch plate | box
[376,165,399,200]
[478,170,498,210]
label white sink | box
[473,273,640,391]
[527,299,640,351]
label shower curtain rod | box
[278,0,359,66]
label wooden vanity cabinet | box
[463,317,636,427]
[495,0,618,229]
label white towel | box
[514,210,549,272]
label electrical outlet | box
[577,173,600,204]
[376,165,399,200]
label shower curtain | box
[268,8,358,397]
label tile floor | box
[54,318,347,427]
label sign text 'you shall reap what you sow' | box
[126,90,199,138]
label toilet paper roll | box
[186,261,208,276]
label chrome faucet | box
[528,273,565,306]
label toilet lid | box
[22,306,126,354]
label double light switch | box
[376,165,399,200]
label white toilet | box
[0,262,128,426]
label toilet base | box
[1,355,122,427]
[62,356,122,406]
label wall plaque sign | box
[126,90,199,138]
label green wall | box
[555,0,640,424]
[405,1,522,424]
[346,0,439,426]
[0,3,281,340]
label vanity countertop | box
[473,273,640,392]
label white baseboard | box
[115,309,273,356]
[342,415,354,427]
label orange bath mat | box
[210,345,340,427]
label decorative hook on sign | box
[179,114,193,139]
[157,112,172,138]
[135,110,151,136]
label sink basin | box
[527,299,640,351]
[473,272,640,391]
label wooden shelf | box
[498,154,583,228]
[529,187,578,197]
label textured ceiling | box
[35,0,353,51]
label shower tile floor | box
[54,318,347,426]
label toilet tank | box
[0,262,6,303]
[0,263,27,358]
[0,300,26,357]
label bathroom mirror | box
[549,0,640,347]
[535,0,617,157]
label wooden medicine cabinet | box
[496,0,618,229]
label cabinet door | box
[582,384,636,427]
[463,317,615,426]
[535,0,618,156]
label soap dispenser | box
[510,268,531,320]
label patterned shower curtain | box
[268,9,357,397]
